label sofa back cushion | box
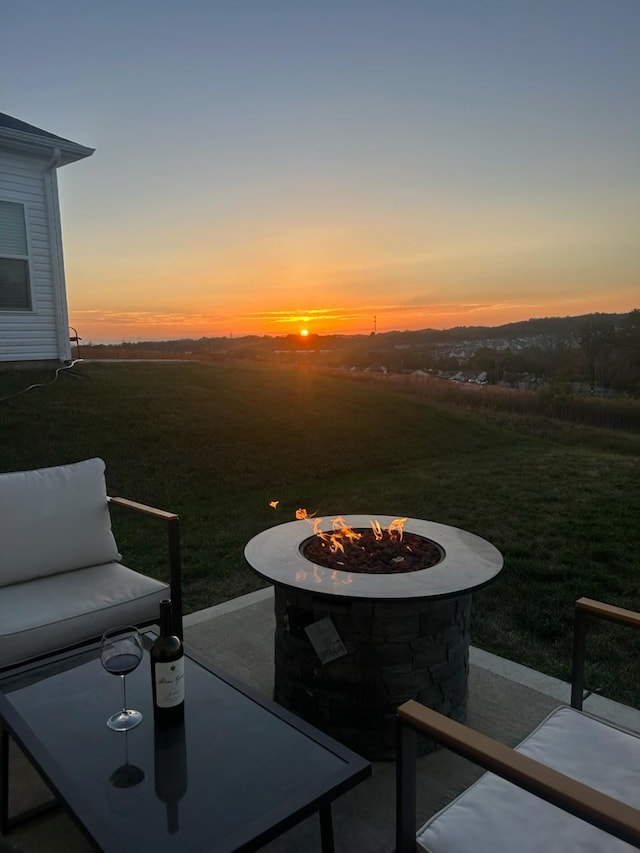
[0,458,120,587]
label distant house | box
[0,112,94,368]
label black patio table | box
[0,633,371,852]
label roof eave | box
[0,126,95,166]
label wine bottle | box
[150,599,185,725]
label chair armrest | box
[575,597,640,629]
[108,496,178,522]
[571,597,640,710]
[396,700,640,853]
[107,496,182,639]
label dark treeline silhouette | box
[578,310,640,395]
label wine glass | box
[100,625,144,731]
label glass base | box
[106,709,143,731]
[109,763,145,788]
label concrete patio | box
[4,588,639,853]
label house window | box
[0,200,31,311]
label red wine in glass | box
[104,653,143,675]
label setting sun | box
[300,329,309,337]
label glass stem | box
[121,674,128,715]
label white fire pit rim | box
[244,514,503,601]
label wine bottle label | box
[154,658,185,707]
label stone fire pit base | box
[274,586,471,760]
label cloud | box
[72,298,546,335]
[70,310,229,327]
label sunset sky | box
[3,1,639,342]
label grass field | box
[1,360,639,707]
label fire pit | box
[244,514,503,759]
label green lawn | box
[1,360,639,706]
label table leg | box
[319,803,335,853]
[396,720,418,853]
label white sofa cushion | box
[417,706,640,853]
[0,562,169,668]
[0,457,119,586]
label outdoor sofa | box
[0,457,181,670]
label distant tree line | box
[332,311,640,395]
[82,310,640,396]
[446,311,639,395]
[578,310,640,394]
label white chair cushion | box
[417,706,640,853]
[0,562,169,668]
[0,458,120,586]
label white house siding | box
[0,149,69,364]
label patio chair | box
[0,457,182,670]
[396,597,640,851]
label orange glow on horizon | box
[68,287,640,344]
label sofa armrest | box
[108,496,178,522]
[571,597,640,710]
[108,496,182,639]
[395,700,640,853]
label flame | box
[328,534,345,554]
[387,517,407,541]
[331,516,362,544]
[269,500,279,509]
[296,507,319,520]
[311,516,333,546]
[297,509,408,560]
